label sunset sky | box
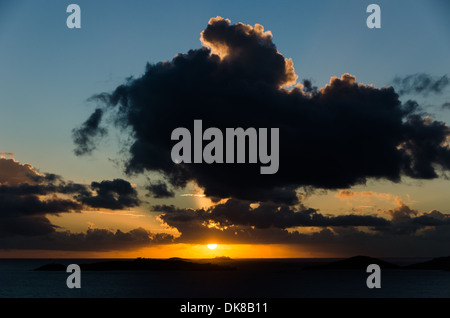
[1,0,450,258]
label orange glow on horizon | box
[0,244,334,259]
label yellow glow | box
[207,244,217,250]
[47,207,170,234]
[0,243,337,259]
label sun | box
[207,244,218,250]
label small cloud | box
[335,190,403,207]
[441,102,450,109]
[0,152,14,157]
[72,108,107,156]
[81,179,141,210]
[393,73,450,95]
[146,180,175,199]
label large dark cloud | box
[72,17,450,205]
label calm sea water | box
[0,258,449,298]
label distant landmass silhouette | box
[305,255,400,270]
[34,255,450,272]
[35,258,235,271]
[405,256,450,270]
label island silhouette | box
[35,257,235,271]
[34,255,450,272]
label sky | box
[1,0,450,258]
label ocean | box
[0,258,450,298]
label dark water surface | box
[0,258,449,298]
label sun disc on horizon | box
[207,244,218,250]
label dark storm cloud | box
[146,180,175,198]
[0,194,82,217]
[0,158,141,238]
[0,180,90,197]
[0,175,139,212]
[4,200,447,255]
[0,190,80,237]
[393,73,450,95]
[0,227,174,251]
[0,158,173,250]
[152,198,450,256]
[73,17,450,205]
[155,198,389,231]
[46,227,174,251]
[373,204,450,236]
[0,216,57,237]
[399,114,450,179]
[291,225,450,257]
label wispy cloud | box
[393,73,450,95]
